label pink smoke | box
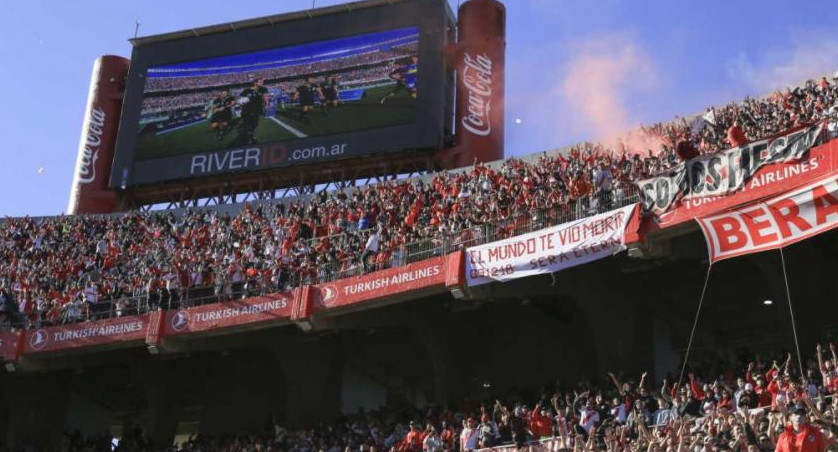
[560,33,664,155]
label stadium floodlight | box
[763,299,773,306]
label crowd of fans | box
[140,64,399,116]
[143,42,417,93]
[2,74,838,330]
[31,346,838,452]
[247,346,838,452]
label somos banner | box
[164,292,294,336]
[638,124,824,215]
[24,315,149,354]
[466,204,638,287]
[697,173,838,263]
[315,256,448,311]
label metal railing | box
[0,185,639,330]
[1,277,302,331]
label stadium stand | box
[1,76,837,331]
[23,346,838,451]
[142,40,417,93]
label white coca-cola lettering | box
[461,53,494,137]
[78,107,105,184]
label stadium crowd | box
[140,64,399,116]
[2,75,838,329]
[143,42,417,93]
[34,346,838,452]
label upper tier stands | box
[1,75,837,329]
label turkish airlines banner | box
[697,173,838,263]
[163,292,294,336]
[23,315,150,354]
[638,124,825,214]
[314,256,447,311]
[466,204,638,287]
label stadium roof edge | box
[129,0,417,47]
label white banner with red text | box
[638,123,825,214]
[465,204,638,287]
[697,172,838,263]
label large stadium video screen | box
[136,27,419,160]
[111,0,452,188]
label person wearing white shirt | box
[460,418,479,452]
[828,107,838,138]
[360,227,382,271]
[593,162,614,211]
[423,426,444,452]
[579,399,600,434]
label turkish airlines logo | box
[461,53,494,137]
[77,106,105,184]
[318,285,339,307]
[170,311,190,332]
[29,330,48,350]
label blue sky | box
[1,0,836,217]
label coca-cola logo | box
[77,106,105,184]
[461,53,494,137]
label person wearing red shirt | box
[816,343,838,395]
[775,408,826,452]
[528,404,554,439]
[439,421,456,450]
[746,363,777,408]
[401,422,424,452]
[676,139,700,161]
[726,121,749,147]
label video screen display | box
[135,27,419,160]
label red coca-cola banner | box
[643,138,838,233]
[439,0,506,168]
[313,256,449,311]
[0,331,23,362]
[67,55,129,214]
[23,315,150,354]
[163,292,295,337]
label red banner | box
[644,138,838,232]
[697,173,838,262]
[23,315,150,354]
[163,292,295,336]
[313,256,448,311]
[0,331,22,362]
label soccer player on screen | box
[209,89,236,141]
[234,78,269,145]
[320,75,341,114]
[380,56,418,105]
[293,76,323,123]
